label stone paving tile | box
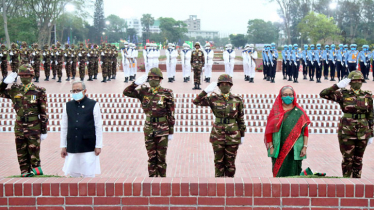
[1,132,374,178]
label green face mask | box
[350,83,362,90]
[281,96,294,105]
[20,77,32,85]
[149,80,160,88]
[219,86,231,94]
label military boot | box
[66,77,70,81]
[72,76,75,79]
[293,78,298,83]
[271,77,275,83]
[183,77,187,83]
[34,77,39,83]
[303,75,307,80]
[330,77,335,81]
[197,83,201,90]
[288,76,292,81]
[93,75,97,79]
[124,77,128,83]
[44,76,49,81]
[101,77,107,83]
[204,77,207,81]
[111,75,116,79]
[107,77,111,81]
[207,78,210,83]
[283,75,287,80]
[52,75,56,79]
[245,76,249,81]
[192,83,198,90]
[129,76,133,81]
[250,78,254,83]
[57,77,61,83]
[87,76,93,81]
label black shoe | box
[34,77,39,83]
[111,75,116,79]
[283,76,287,80]
[124,77,128,83]
[192,83,198,90]
[57,77,61,83]
[107,77,111,81]
[303,75,307,80]
[146,78,149,82]
[183,77,187,83]
[101,77,107,83]
[93,75,97,79]
[317,78,321,83]
[129,76,133,81]
[66,77,70,81]
[204,77,207,82]
[207,78,210,83]
[288,77,292,81]
[245,76,248,81]
[188,76,190,81]
[87,76,93,81]
[365,77,369,80]
[44,76,49,81]
[271,78,275,83]
[72,76,75,79]
[330,78,335,81]
[293,79,298,83]
[168,78,172,83]
[324,76,328,80]
[173,76,175,81]
[266,77,270,81]
[263,76,267,80]
[52,75,56,80]
[197,84,201,90]
[363,80,367,83]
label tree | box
[229,34,247,48]
[105,14,127,43]
[126,28,137,42]
[158,17,188,43]
[247,19,279,44]
[93,0,105,43]
[298,12,341,44]
[141,14,154,41]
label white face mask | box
[184,47,188,50]
[206,47,210,50]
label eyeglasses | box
[282,94,293,97]
[70,89,83,93]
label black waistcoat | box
[66,96,97,153]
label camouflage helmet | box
[22,41,27,46]
[43,44,48,48]
[148,67,163,79]
[34,43,38,47]
[65,43,69,48]
[11,43,16,47]
[56,41,61,47]
[51,44,55,48]
[217,74,233,86]
[348,70,364,82]
[93,44,97,48]
[71,44,75,48]
[1,44,5,48]
[102,43,106,47]
[18,64,35,76]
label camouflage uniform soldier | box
[123,68,175,177]
[20,42,30,65]
[0,44,8,79]
[55,42,64,82]
[87,43,95,81]
[320,70,373,178]
[193,74,246,177]
[71,44,77,79]
[100,43,110,83]
[64,43,72,81]
[111,45,118,79]
[42,44,51,81]
[77,43,87,81]
[9,43,20,78]
[50,44,57,80]
[0,64,48,177]
[106,44,112,81]
[31,43,41,83]
[190,42,205,90]
[93,44,99,79]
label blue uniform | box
[291,49,301,82]
[344,50,359,72]
[336,48,346,80]
[262,49,269,79]
[313,49,323,82]
[268,49,278,82]
[322,49,330,78]
[327,49,337,80]
[358,50,370,79]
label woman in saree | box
[265,86,311,177]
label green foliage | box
[159,17,188,43]
[105,15,127,43]
[229,34,247,48]
[298,12,341,44]
[247,19,279,44]
[93,0,105,43]
[0,15,38,44]
[141,14,155,42]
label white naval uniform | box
[166,49,178,79]
[60,103,103,177]
[180,49,192,78]
[247,49,258,78]
[223,49,235,77]
[143,49,151,74]
[121,48,130,78]
[242,50,249,77]
[130,48,138,77]
[204,49,214,78]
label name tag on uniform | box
[14,95,22,99]
[345,98,354,102]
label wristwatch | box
[303,145,308,148]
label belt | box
[16,116,39,122]
[146,116,167,123]
[348,61,357,63]
[343,113,366,119]
[215,118,236,124]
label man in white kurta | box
[223,44,235,77]
[60,81,103,178]
[180,43,192,83]
[204,43,214,83]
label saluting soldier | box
[123,68,175,177]
[320,70,373,178]
[55,42,64,82]
[0,44,8,79]
[193,74,245,177]
[42,44,51,81]
[191,42,205,90]
[0,64,48,177]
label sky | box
[99,0,280,36]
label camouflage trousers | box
[88,60,95,77]
[32,61,40,78]
[65,62,72,78]
[56,62,63,77]
[212,143,239,177]
[44,60,51,77]
[79,61,86,79]
[94,60,98,76]
[145,134,168,177]
[1,60,8,78]
[339,138,368,178]
[10,62,19,73]
[112,59,117,76]
[102,61,109,78]
[72,61,77,77]
[51,61,56,77]
[193,65,203,84]
[107,61,112,78]
[15,121,41,174]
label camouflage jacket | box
[43,49,51,62]
[55,48,64,62]
[320,84,374,139]
[9,48,19,63]
[123,83,175,136]
[31,49,41,62]
[0,48,8,62]
[193,91,246,145]
[87,48,96,62]
[100,48,110,62]
[78,47,87,62]
[71,49,78,61]
[112,49,118,61]
[64,49,72,63]
[190,49,205,68]
[20,48,30,64]
[0,82,48,134]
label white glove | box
[55,61,58,65]
[43,52,46,56]
[87,53,91,57]
[168,134,173,141]
[240,137,244,145]
[337,78,351,88]
[78,53,82,57]
[86,62,89,65]
[31,61,34,64]
[41,134,48,141]
[64,62,66,65]
[0,53,3,57]
[267,62,270,66]
[9,52,13,56]
[78,62,80,65]
[101,52,104,56]
[32,52,35,56]
[64,53,67,57]
[341,62,344,66]
[3,72,18,84]
[293,61,296,66]
[204,82,217,94]
[135,74,148,85]
[356,65,358,69]
[368,137,374,145]
[10,60,12,63]
[70,61,73,64]
[318,63,321,67]
[365,63,368,67]
[56,52,59,55]
[100,61,103,65]
[42,61,45,64]
[51,53,54,56]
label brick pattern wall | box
[0,177,373,209]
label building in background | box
[184,15,200,31]
[149,20,161,34]
[183,15,219,39]
[125,18,142,37]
